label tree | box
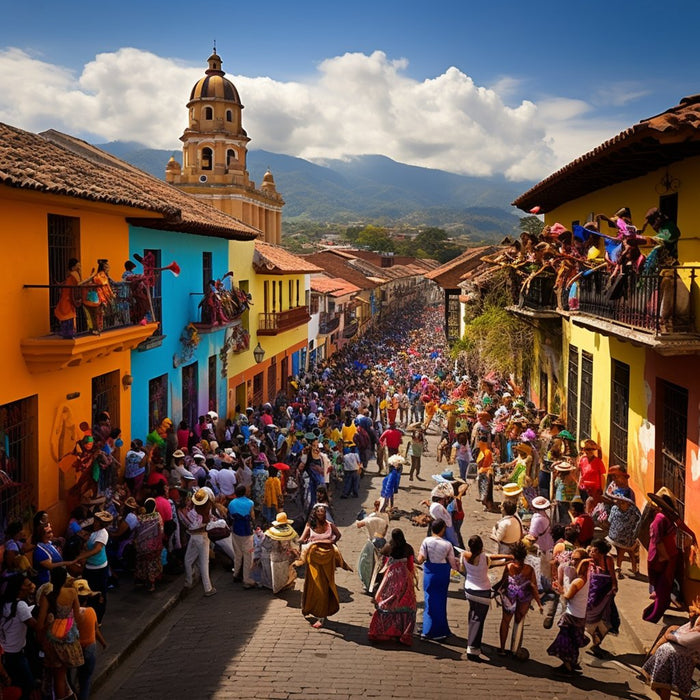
[518,216,544,238]
[355,225,395,252]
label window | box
[658,380,688,516]
[182,362,199,431]
[278,281,283,311]
[208,355,217,413]
[288,280,293,309]
[226,149,236,170]
[226,110,232,122]
[271,280,276,312]
[48,214,80,333]
[144,249,162,335]
[309,293,320,315]
[296,280,300,307]
[239,280,249,332]
[202,252,213,293]
[659,193,678,223]
[201,148,213,171]
[253,372,264,407]
[267,357,277,403]
[263,281,270,314]
[539,370,549,413]
[92,371,120,427]
[148,374,168,431]
[610,360,630,468]
[204,106,213,120]
[0,395,38,537]
[579,351,593,441]
[566,344,579,439]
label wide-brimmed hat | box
[193,453,206,462]
[477,411,491,422]
[304,432,317,441]
[502,483,523,497]
[580,439,598,451]
[273,462,290,471]
[557,430,575,441]
[192,489,209,506]
[431,483,454,499]
[93,511,113,524]
[532,496,551,510]
[172,449,185,459]
[124,497,138,510]
[73,579,98,597]
[647,489,679,516]
[515,443,532,456]
[552,460,575,472]
[608,464,630,479]
[387,454,406,467]
[266,522,298,541]
[551,417,566,428]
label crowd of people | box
[1,298,699,699]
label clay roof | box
[302,251,379,290]
[0,124,260,240]
[253,241,322,274]
[513,94,700,213]
[424,246,498,288]
[310,276,361,297]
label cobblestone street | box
[100,443,655,700]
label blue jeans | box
[77,642,97,700]
[342,470,360,497]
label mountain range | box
[96,142,532,242]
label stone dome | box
[189,52,242,104]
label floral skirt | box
[642,642,698,698]
[547,613,586,666]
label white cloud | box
[0,47,630,181]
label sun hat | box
[193,453,206,462]
[580,439,598,450]
[172,449,185,459]
[73,579,98,597]
[502,483,523,497]
[93,511,113,524]
[273,462,290,471]
[532,496,551,510]
[556,430,575,441]
[304,432,316,441]
[647,489,679,516]
[124,497,138,510]
[431,483,454,499]
[608,464,630,478]
[515,443,533,456]
[192,489,209,506]
[552,460,575,472]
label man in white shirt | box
[492,501,523,554]
[217,464,238,501]
[341,447,362,499]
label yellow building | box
[511,94,700,593]
[165,50,284,244]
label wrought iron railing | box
[319,312,340,335]
[342,318,359,338]
[577,266,698,334]
[25,281,155,336]
[519,273,556,310]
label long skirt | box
[477,472,493,504]
[302,543,344,619]
[421,560,451,639]
[547,612,586,666]
[643,555,678,623]
[586,572,614,643]
[642,641,699,698]
[369,558,416,645]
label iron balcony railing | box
[258,305,311,335]
[519,272,556,310]
[577,266,698,334]
[319,312,341,335]
[342,318,359,338]
[25,281,156,336]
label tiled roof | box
[253,241,322,274]
[0,124,259,240]
[513,94,700,213]
[310,276,361,297]
[302,251,379,290]
[424,246,498,288]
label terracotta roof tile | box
[310,276,361,297]
[0,124,259,240]
[254,241,322,274]
[302,252,379,290]
[513,94,700,213]
[424,246,498,287]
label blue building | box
[127,224,257,438]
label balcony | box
[318,312,340,335]
[342,319,359,338]
[507,273,560,321]
[21,281,159,372]
[572,266,700,354]
[257,305,310,335]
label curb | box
[92,584,188,694]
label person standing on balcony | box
[54,258,83,339]
[641,207,681,264]
[83,259,115,335]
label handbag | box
[206,519,231,541]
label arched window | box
[226,110,233,122]
[226,149,236,169]
[203,106,213,120]
[201,147,213,171]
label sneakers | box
[204,587,217,597]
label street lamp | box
[253,342,265,364]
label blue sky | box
[2,0,699,180]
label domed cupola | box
[188,51,242,105]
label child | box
[380,456,404,511]
[262,466,282,525]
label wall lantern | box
[253,343,265,364]
[122,374,134,389]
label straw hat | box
[192,489,209,506]
[532,496,551,510]
[172,449,185,459]
[94,511,113,524]
[552,460,575,472]
[608,464,630,479]
[515,443,532,456]
[124,497,138,510]
[431,483,454,499]
[647,488,679,516]
[73,579,98,597]
[580,439,599,451]
[266,512,298,541]
[502,483,523,497]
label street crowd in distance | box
[0,299,698,700]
